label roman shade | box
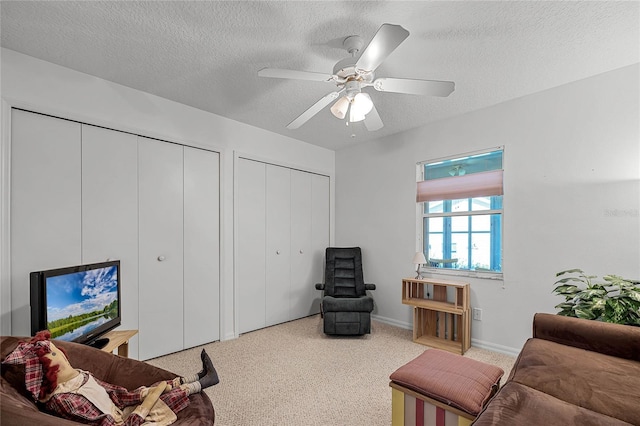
[416,169,503,203]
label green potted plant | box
[552,269,640,326]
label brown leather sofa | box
[1,336,214,425]
[473,313,640,425]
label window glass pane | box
[427,234,444,260]
[451,215,468,232]
[428,216,443,233]
[472,215,490,231]
[471,197,490,211]
[471,233,491,270]
[451,199,469,213]
[427,200,443,214]
[450,234,468,269]
[424,213,502,272]
[423,150,502,181]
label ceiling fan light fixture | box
[349,105,366,123]
[350,92,373,117]
[330,96,350,119]
[258,23,455,132]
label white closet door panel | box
[237,159,266,333]
[183,147,220,347]
[290,170,313,319]
[265,165,291,326]
[138,137,184,360]
[310,174,330,315]
[81,124,139,358]
[10,110,82,336]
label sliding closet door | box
[310,173,330,315]
[236,158,330,333]
[183,147,220,347]
[237,159,267,333]
[265,165,291,326]
[290,170,313,319]
[81,124,139,358]
[290,171,329,318]
[138,137,184,360]
[10,109,82,336]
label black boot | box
[198,349,220,388]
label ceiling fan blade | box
[258,68,335,82]
[364,103,384,131]
[355,23,410,73]
[286,91,342,129]
[372,77,455,97]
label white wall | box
[0,48,335,340]
[335,64,640,354]
[2,48,637,355]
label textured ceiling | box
[1,1,639,151]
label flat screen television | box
[30,260,121,349]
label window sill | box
[422,268,503,281]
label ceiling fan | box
[258,23,455,131]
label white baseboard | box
[372,314,412,330]
[222,332,238,342]
[372,314,521,357]
[470,338,521,357]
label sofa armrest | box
[365,283,376,291]
[533,313,640,361]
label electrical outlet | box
[472,308,482,321]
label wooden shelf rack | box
[402,278,471,355]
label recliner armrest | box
[365,283,376,290]
[315,283,325,290]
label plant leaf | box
[554,277,585,285]
[556,269,583,277]
[624,289,640,302]
[554,302,575,310]
[574,308,597,320]
[552,284,580,294]
[578,288,607,298]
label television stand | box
[87,337,110,350]
[99,330,139,358]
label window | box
[417,149,503,274]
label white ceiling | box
[1,1,639,151]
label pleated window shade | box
[416,169,503,203]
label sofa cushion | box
[472,381,632,426]
[509,337,640,424]
[389,349,504,416]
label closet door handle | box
[157,255,166,262]
[276,250,281,255]
[299,250,304,254]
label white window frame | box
[415,147,504,280]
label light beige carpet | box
[147,315,515,426]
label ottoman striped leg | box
[391,384,474,426]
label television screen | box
[31,260,121,347]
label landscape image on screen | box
[46,265,118,341]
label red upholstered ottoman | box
[389,349,503,426]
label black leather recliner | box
[315,247,375,335]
